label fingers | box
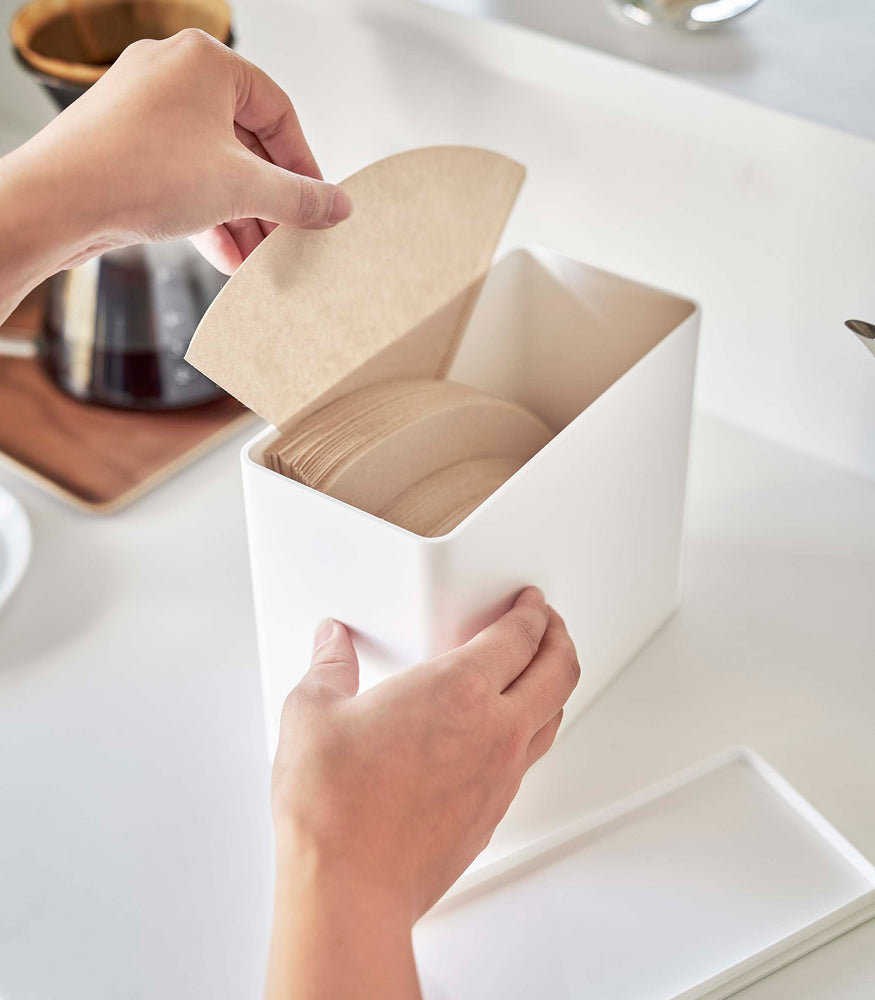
[230,63,353,231]
[223,217,265,260]
[189,226,243,275]
[232,52,323,179]
[526,709,563,768]
[303,619,360,699]
[234,121,270,163]
[232,124,275,238]
[190,219,270,273]
[240,156,353,230]
[192,156,352,272]
[503,609,580,732]
[458,587,549,691]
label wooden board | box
[0,288,255,513]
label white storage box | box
[241,245,698,749]
[185,148,699,751]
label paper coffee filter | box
[308,382,449,483]
[185,146,526,430]
[266,379,552,517]
[318,388,550,514]
[268,381,450,484]
[382,456,523,536]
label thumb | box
[242,156,353,230]
[306,618,360,698]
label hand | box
[266,587,580,1000]
[0,29,351,319]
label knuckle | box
[122,37,156,58]
[303,678,340,704]
[497,718,527,764]
[311,649,349,670]
[174,26,213,49]
[566,640,582,686]
[296,177,320,223]
[281,676,333,717]
[510,610,542,659]
[445,666,492,714]
[563,643,581,688]
[258,107,293,145]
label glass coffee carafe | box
[10,0,234,410]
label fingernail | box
[518,586,544,605]
[313,618,336,651]
[327,189,352,225]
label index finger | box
[231,52,323,179]
[502,608,580,732]
[456,587,549,691]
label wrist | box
[0,139,112,318]
[267,832,421,1000]
[274,825,416,931]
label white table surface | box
[417,0,875,143]
[4,0,875,481]
[3,411,875,1000]
[2,0,875,997]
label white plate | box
[415,748,875,1000]
[0,484,32,612]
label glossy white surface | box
[2,1,873,144]
[1,410,874,1000]
[6,0,875,480]
[0,484,31,612]
[226,0,875,485]
[244,247,698,751]
[416,751,875,1000]
[415,0,875,142]
[1,0,874,996]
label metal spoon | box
[612,0,763,30]
[845,319,875,359]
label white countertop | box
[4,0,875,478]
[3,411,875,1000]
[1,0,874,996]
[416,0,875,142]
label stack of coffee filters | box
[264,379,553,536]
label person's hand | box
[265,587,580,1000]
[21,28,350,272]
[0,29,351,320]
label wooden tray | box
[0,288,255,513]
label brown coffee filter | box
[264,379,553,520]
[380,456,524,537]
[186,147,542,535]
[186,147,525,429]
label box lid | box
[185,146,525,430]
[416,748,875,1000]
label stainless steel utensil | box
[611,0,763,30]
[845,319,875,360]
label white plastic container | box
[241,246,699,750]
[415,748,875,1000]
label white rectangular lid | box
[414,749,875,1000]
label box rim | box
[240,245,701,546]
